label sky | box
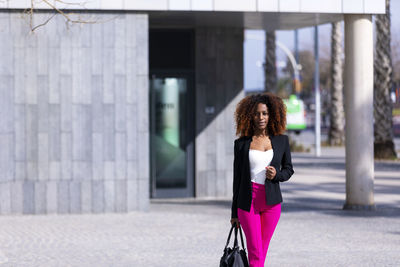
[244,1,400,91]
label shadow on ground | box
[151,150,400,219]
[150,198,400,218]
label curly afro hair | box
[234,92,287,137]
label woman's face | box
[253,103,269,131]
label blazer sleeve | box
[272,135,294,183]
[231,140,240,219]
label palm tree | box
[374,0,397,159]
[328,22,345,146]
[264,31,277,92]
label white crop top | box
[249,149,274,185]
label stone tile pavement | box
[0,148,399,266]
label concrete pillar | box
[343,15,375,210]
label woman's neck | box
[253,130,269,138]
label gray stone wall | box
[0,12,149,214]
[195,27,244,198]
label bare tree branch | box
[41,0,97,25]
[30,11,56,31]
[15,0,118,32]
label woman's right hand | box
[230,218,240,228]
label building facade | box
[0,0,385,214]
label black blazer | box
[231,134,294,219]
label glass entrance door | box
[150,75,194,198]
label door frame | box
[149,70,195,198]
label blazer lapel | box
[244,136,251,160]
[243,137,251,182]
[269,135,277,163]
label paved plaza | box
[0,146,399,267]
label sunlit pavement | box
[0,145,399,267]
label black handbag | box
[219,224,249,267]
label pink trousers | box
[238,182,281,267]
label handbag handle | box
[224,225,235,249]
[224,225,247,251]
[235,225,247,251]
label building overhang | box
[1,0,385,30]
[148,11,344,30]
[2,0,385,14]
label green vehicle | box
[283,94,307,134]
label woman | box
[230,93,294,267]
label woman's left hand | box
[265,166,276,180]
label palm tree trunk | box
[264,31,277,92]
[374,0,397,159]
[328,22,345,146]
